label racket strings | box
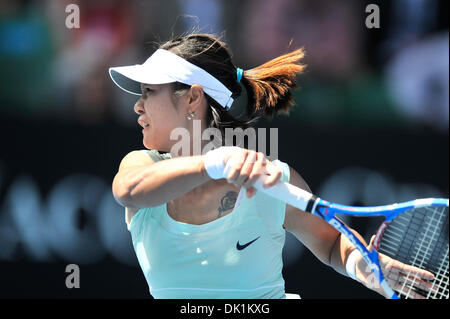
[381,210,428,297]
[425,211,449,299]
[423,208,448,299]
[427,245,449,299]
[379,205,449,299]
[401,206,446,298]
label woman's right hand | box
[222,148,282,198]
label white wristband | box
[203,146,240,180]
[345,249,361,282]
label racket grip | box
[252,174,314,212]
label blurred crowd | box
[0,0,448,130]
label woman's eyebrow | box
[140,84,156,95]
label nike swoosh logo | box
[236,236,261,250]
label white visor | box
[109,49,234,109]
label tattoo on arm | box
[218,191,237,217]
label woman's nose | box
[134,99,145,115]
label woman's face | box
[134,83,188,152]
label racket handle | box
[252,174,315,212]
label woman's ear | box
[188,84,204,107]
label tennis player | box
[109,33,435,299]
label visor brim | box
[109,65,175,96]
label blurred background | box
[0,0,448,299]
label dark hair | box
[159,33,306,141]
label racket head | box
[373,199,449,299]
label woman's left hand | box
[354,236,436,299]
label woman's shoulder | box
[122,149,172,164]
[141,149,172,162]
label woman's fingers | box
[235,150,257,187]
[397,263,435,281]
[392,281,427,299]
[381,253,435,281]
[242,152,266,188]
[244,152,282,190]
[360,236,438,299]
[224,149,282,194]
[379,252,437,298]
[401,275,437,292]
[262,160,282,187]
[226,149,248,184]
[387,267,436,293]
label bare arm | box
[112,150,210,209]
[283,166,367,276]
[284,166,435,298]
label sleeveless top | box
[126,149,290,299]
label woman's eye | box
[144,88,153,95]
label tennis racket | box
[253,176,449,299]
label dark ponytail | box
[159,33,306,136]
[241,48,306,118]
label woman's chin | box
[143,140,153,150]
[143,140,162,151]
